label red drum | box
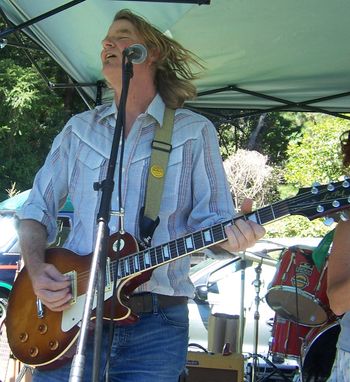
[265,246,330,326]
[301,321,340,381]
[269,315,311,360]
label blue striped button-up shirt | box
[19,95,235,297]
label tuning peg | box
[311,182,320,194]
[316,205,324,213]
[323,217,335,226]
[332,200,340,208]
[342,180,350,188]
[327,183,335,191]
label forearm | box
[18,219,48,280]
[327,274,350,316]
[327,219,350,316]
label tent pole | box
[0,0,86,39]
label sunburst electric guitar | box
[6,180,350,368]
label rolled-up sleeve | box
[18,122,73,243]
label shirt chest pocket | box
[129,144,184,199]
[75,145,108,189]
[78,144,106,166]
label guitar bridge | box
[65,271,77,305]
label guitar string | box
[69,185,348,286]
[71,190,349,286]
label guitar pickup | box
[65,270,77,305]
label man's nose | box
[102,38,114,48]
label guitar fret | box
[156,247,163,263]
[212,223,225,242]
[120,259,126,277]
[256,209,272,224]
[125,259,130,275]
[150,248,157,265]
[129,257,135,274]
[176,238,186,256]
[193,231,204,249]
[169,241,178,259]
[139,253,145,270]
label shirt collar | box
[96,94,166,127]
[96,102,117,124]
[146,94,166,127]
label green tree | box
[217,112,303,164]
[0,25,85,200]
[267,114,350,238]
[284,114,350,186]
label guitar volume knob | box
[29,346,39,357]
[38,324,48,334]
[19,332,28,342]
[49,340,59,351]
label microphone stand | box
[69,56,133,382]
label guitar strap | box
[139,107,175,247]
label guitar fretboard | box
[115,199,290,279]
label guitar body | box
[6,232,152,368]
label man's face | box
[101,19,147,87]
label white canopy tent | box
[1,0,350,119]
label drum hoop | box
[266,286,329,326]
[281,245,316,254]
[301,321,340,358]
[267,285,322,304]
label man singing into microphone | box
[18,9,265,381]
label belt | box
[128,293,188,314]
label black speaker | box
[182,352,244,382]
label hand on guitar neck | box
[217,198,266,254]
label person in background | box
[327,129,350,381]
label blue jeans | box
[33,302,189,382]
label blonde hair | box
[114,9,204,108]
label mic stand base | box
[246,353,297,382]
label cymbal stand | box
[239,254,247,353]
[248,260,292,382]
[250,259,262,382]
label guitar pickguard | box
[61,279,117,332]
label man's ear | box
[147,46,161,64]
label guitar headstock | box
[288,180,350,221]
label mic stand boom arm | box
[68,59,133,382]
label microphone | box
[123,44,147,64]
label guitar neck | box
[116,199,290,279]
